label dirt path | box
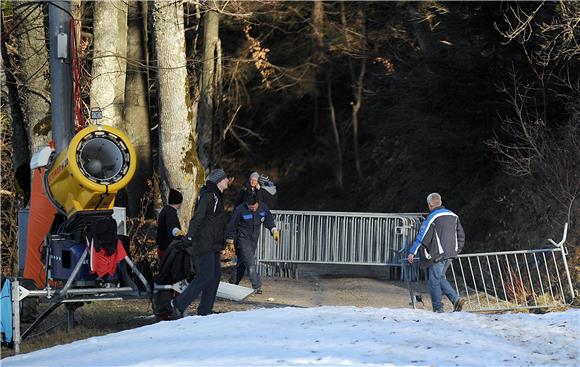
[212,276,433,313]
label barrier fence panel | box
[256,211,573,312]
[256,210,424,278]
[403,224,574,312]
[449,246,574,312]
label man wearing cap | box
[226,193,279,294]
[155,189,185,262]
[170,169,229,318]
[235,171,264,207]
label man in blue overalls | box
[226,193,279,294]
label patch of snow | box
[3,307,579,366]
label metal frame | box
[9,255,151,353]
[404,224,574,312]
[257,211,574,312]
[256,210,424,278]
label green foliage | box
[0,1,14,14]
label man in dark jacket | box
[407,193,466,312]
[226,194,279,293]
[170,169,229,318]
[235,171,278,209]
[155,189,185,261]
[235,171,263,206]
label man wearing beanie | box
[155,189,185,261]
[170,168,230,318]
[235,171,264,206]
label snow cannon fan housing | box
[46,125,136,217]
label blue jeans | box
[428,258,459,312]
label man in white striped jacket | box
[408,193,466,312]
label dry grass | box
[0,266,247,358]
[459,289,569,313]
[1,299,156,358]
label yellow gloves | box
[272,230,280,244]
[225,239,235,251]
[221,239,236,261]
[175,229,186,237]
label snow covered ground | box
[3,306,579,366]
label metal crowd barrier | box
[256,210,424,278]
[404,223,575,312]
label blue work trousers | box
[229,240,261,290]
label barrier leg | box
[11,279,21,354]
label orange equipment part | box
[23,168,56,288]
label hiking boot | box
[170,299,184,319]
[254,288,263,294]
[434,309,445,313]
[453,298,466,312]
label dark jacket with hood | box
[186,181,227,256]
[155,205,181,252]
[235,184,264,207]
[408,206,465,267]
[226,202,276,247]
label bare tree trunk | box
[327,75,343,192]
[312,0,325,63]
[341,4,366,181]
[197,1,220,169]
[1,33,30,203]
[312,0,325,132]
[154,0,204,225]
[90,0,128,127]
[124,1,152,217]
[14,3,51,154]
[350,56,366,182]
[1,31,29,172]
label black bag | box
[155,239,198,285]
[88,217,118,255]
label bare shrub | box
[1,111,19,276]
[489,2,580,229]
[126,178,158,269]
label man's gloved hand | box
[407,253,414,264]
[221,239,236,261]
[272,230,280,244]
[225,239,235,250]
[175,229,186,238]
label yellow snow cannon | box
[45,124,136,217]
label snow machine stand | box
[2,123,153,354]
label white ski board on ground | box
[217,281,254,301]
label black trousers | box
[173,251,221,315]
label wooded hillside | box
[1,1,578,277]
